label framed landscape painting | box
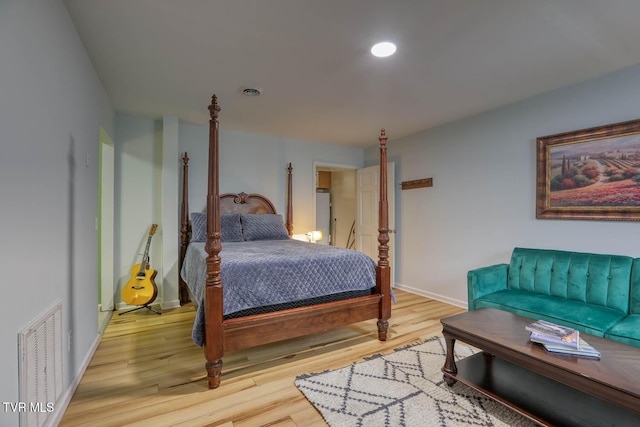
[536,118,640,221]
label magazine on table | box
[526,319,579,345]
[526,319,600,359]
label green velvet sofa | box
[467,247,640,347]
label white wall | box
[179,124,366,235]
[161,117,180,308]
[99,128,115,312]
[0,1,113,425]
[366,63,640,307]
[114,114,182,310]
[114,115,164,307]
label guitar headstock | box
[149,224,158,236]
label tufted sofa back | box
[631,259,640,315]
[507,247,635,313]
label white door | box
[315,192,331,245]
[356,163,395,286]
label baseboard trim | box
[46,332,102,427]
[98,306,113,335]
[394,283,468,310]
[161,299,181,310]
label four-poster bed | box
[178,95,392,389]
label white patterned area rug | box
[295,336,536,427]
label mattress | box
[181,239,378,346]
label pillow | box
[221,214,243,242]
[241,214,290,241]
[190,213,244,242]
[190,212,207,242]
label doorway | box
[313,162,395,286]
[313,163,357,248]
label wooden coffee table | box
[441,308,640,426]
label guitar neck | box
[137,233,155,276]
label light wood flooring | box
[60,290,465,427]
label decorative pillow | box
[241,214,290,241]
[190,213,243,242]
[221,214,243,242]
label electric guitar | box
[122,224,158,306]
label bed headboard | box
[220,192,277,214]
[178,148,293,305]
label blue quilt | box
[181,239,378,346]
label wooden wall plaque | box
[401,178,433,190]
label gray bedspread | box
[181,239,378,346]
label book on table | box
[529,331,580,349]
[541,338,601,359]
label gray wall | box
[179,123,366,235]
[0,1,113,425]
[110,117,365,312]
[4,2,640,424]
[366,63,640,306]
[112,114,181,310]
[113,114,164,308]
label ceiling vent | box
[241,86,262,97]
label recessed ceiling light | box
[371,42,396,58]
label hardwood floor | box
[60,290,465,427]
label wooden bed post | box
[285,162,293,236]
[179,152,191,305]
[205,95,224,388]
[376,129,391,341]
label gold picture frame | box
[536,118,640,221]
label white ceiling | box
[65,0,640,147]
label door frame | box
[99,127,115,321]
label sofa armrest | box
[467,264,509,310]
